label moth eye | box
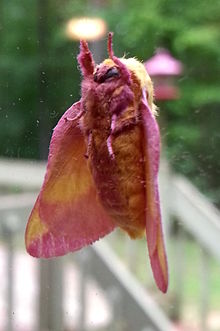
[94,71,98,82]
[104,67,119,80]
[94,67,119,83]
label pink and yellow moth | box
[25,33,168,293]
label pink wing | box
[25,101,115,258]
[141,93,169,293]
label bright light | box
[66,17,107,41]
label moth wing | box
[25,101,115,258]
[141,94,168,293]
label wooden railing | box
[0,158,220,331]
[168,174,220,331]
[0,159,173,331]
[108,160,220,331]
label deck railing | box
[0,159,173,331]
[109,160,220,331]
[0,158,220,331]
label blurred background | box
[0,0,219,331]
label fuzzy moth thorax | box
[120,58,155,108]
[81,57,155,118]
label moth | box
[25,33,168,293]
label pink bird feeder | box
[145,49,183,100]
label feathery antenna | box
[77,40,95,76]
[108,32,114,59]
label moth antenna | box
[77,40,95,76]
[108,32,114,59]
[107,32,131,84]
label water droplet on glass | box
[50,110,58,118]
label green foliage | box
[0,0,219,205]
[0,0,81,158]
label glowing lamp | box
[66,17,107,41]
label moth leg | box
[112,116,139,136]
[107,114,117,159]
[84,131,93,159]
[111,103,140,136]
[107,111,140,159]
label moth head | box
[105,33,156,113]
[93,60,120,84]
[92,33,131,86]
[108,33,156,114]
[77,32,156,113]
